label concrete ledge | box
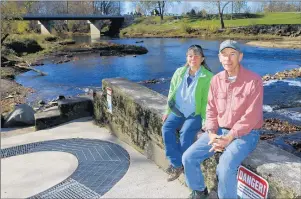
[35,96,93,130]
[35,107,64,130]
[94,78,301,198]
[58,96,93,119]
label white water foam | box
[275,109,301,122]
[282,80,301,87]
[263,105,274,112]
[263,79,301,87]
[263,80,278,86]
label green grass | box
[190,12,301,28]
[2,33,67,62]
[120,12,301,38]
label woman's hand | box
[162,114,168,123]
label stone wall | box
[94,78,301,198]
[227,24,301,37]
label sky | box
[121,1,264,15]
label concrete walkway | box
[1,117,190,198]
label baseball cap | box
[219,40,241,53]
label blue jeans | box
[162,112,202,168]
[182,128,259,199]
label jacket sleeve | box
[200,76,211,127]
[205,77,219,133]
[164,69,178,115]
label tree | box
[263,1,300,12]
[93,1,121,15]
[157,1,165,20]
[233,1,247,13]
[135,1,179,21]
[188,8,196,16]
[216,1,231,29]
[1,1,27,44]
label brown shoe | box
[188,188,209,199]
[167,166,183,182]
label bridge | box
[15,14,125,38]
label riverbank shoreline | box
[1,34,300,116]
[246,38,301,49]
[120,34,301,49]
[1,35,148,115]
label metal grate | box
[1,138,130,198]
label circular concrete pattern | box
[1,151,78,198]
[1,139,130,199]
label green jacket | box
[165,66,213,126]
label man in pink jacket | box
[182,40,263,199]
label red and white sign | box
[106,87,112,114]
[237,166,269,199]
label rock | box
[3,104,35,127]
[5,95,14,99]
[31,61,44,66]
[49,101,58,106]
[64,54,73,58]
[38,100,45,105]
[58,40,76,45]
[56,95,65,100]
[55,59,71,64]
[44,36,58,42]
[1,114,4,127]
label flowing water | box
[16,36,301,156]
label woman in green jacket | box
[162,45,213,182]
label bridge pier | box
[87,20,101,42]
[37,20,52,35]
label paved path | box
[1,117,190,198]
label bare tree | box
[216,1,231,29]
[135,1,179,20]
[93,1,121,15]
[157,1,165,20]
[263,1,300,12]
[1,1,26,44]
[134,1,157,16]
[233,1,247,13]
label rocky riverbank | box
[1,36,148,116]
[262,67,301,81]
[246,38,301,49]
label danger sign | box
[106,87,112,114]
[237,166,269,199]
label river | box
[15,36,301,156]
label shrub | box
[44,36,58,42]
[4,38,43,55]
[181,23,194,34]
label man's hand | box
[162,114,168,123]
[209,133,235,152]
[207,131,219,144]
[208,131,223,152]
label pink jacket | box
[205,65,263,138]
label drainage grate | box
[29,178,100,199]
[1,138,130,198]
[1,142,42,158]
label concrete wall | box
[94,78,301,198]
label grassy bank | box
[1,34,75,81]
[120,12,301,39]
[2,34,72,62]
